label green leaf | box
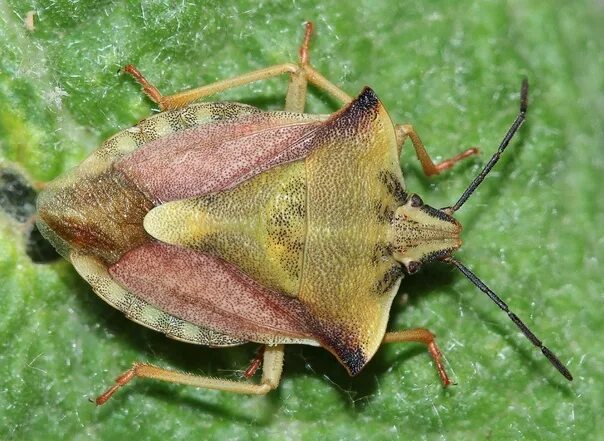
[1,1,602,439]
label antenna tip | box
[542,346,574,381]
[520,78,529,113]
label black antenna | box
[444,257,573,381]
[444,79,529,214]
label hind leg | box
[123,22,353,112]
[95,345,285,405]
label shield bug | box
[35,22,572,405]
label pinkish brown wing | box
[109,241,316,344]
[115,111,324,202]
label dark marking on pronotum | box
[327,87,380,131]
[371,242,394,265]
[373,200,395,224]
[379,170,407,204]
[375,264,404,294]
[317,329,368,376]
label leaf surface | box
[1,1,602,439]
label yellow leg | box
[283,22,312,113]
[395,124,479,176]
[284,22,352,111]
[123,22,353,112]
[124,63,299,111]
[303,65,352,104]
[383,328,453,386]
[95,345,284,405]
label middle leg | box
[286,21,353,112]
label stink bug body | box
[36,22,572,405]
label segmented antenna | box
[444,257,573,381]
[438,83,572,380]
[444,79,528,214]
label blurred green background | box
[1,1,602,440]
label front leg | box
[395,124,479,176]
[383,328,453,386]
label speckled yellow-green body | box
[144,90,410,370]
[37,87,463,375]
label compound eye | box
[410,194,423,207]
[405,260,422,274]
